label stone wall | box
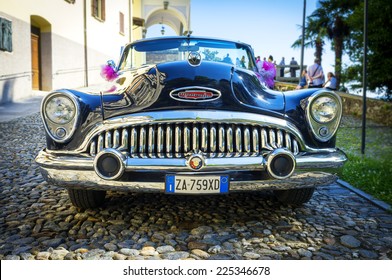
[339,92,392,127]
[274,82,392,127]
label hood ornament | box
[188,51,201,66]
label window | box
[0,17,13,52]
[119,12,124,35]
[92,0,105,21]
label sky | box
[146,0,338,74]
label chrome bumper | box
[35,148,347,192]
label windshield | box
[118,38,257,72]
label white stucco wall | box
[0,0,131,103]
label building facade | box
[0,0,132,103]
[0,0,190,104]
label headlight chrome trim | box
[306,90,342,142]
[41,91,80,143]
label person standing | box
[256,55,263,73]
[307,58,325,88]
[290,57,299,77]
[279,57,285,77]
[260,55,276,89]
[240,55,246,68]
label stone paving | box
[0,113,391,260]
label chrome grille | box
[89,123,300,158]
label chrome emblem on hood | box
[188,51,201,66]
[169,87,221,102]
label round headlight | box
[310,96,338,123]
[45,95,76,124]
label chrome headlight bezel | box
[41,91,80,143]
[306,90,342,142]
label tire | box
[67,188,106,209]
[274,187,315,205]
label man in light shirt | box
[307,58,325,88]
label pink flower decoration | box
[100,64,118,81]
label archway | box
[30,15,52,91]
[141,0,191,37]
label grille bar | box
[89,122,300,158]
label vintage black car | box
[36,36,347,209]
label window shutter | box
[0,18,13,52]
[119,12,124,34]
[91,0,97,17]
[101,0,106,21]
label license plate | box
[165,175,229,194]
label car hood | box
[97,61,285,120]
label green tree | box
[344,0,392,98]
[293,0,359,89]
[292,17,327,63]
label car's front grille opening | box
[88,122,300,158]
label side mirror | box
[100,60,118,81]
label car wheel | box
[67,188,106,209]
[274,187,315,205]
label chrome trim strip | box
[148,126,155,158]
[130,127,137,156]
[252,127,259,155]
[192,126,199,151]
[175,124,181,158]
[113,130,120,149]
[285,132,292,151]
[244,127,250,155]
[98,135,104,153]
[218,125,225,157]
[210,125,216,155]
[235,127,242,154]
[201,125,208,152]
[120,128,128,151]
[269,129,276,149]
[227,127,233,155]
[139,126,146,157]
[166,125,172,158]
[105,131,112,148]
[184,125,190,153]
[261,128,271,151]
[157,126,164,158]
[277,130,284,148]
[90,141,96,156]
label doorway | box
[31,29,41,90]
[30,16,52,91]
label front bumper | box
[35,148,347,192]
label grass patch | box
[336,116,392,206]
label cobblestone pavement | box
[0,113,391,260]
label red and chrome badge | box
[178,90,213,100]
[170,87,221,102]
[187,155,204,170]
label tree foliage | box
[344,0,392,97]
[293,0,392,97]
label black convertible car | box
[35,36,347,209]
